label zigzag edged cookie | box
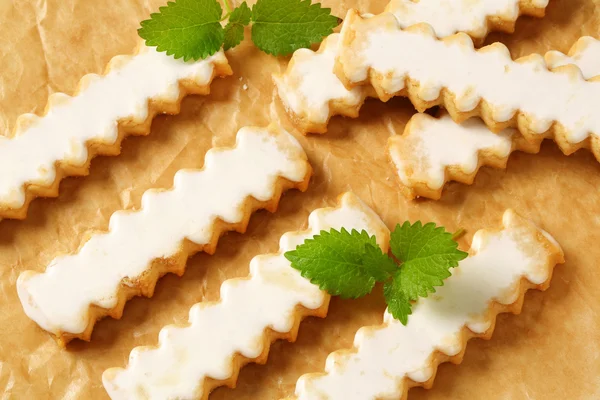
[389,37,600,200]
[17,124,311,346]
[385,0,548,46]
[274,1,549,134]
[289,210,564,400]
[335,11,600,160]
[273,34,370,134]
[388,113,539,200]
[545,36,600,79]
[102,192,389,400]
[0,42,231,220]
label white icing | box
[17,126,309,336]
[388,37,600,195]
[102,192,390,400]
[0,46,227,209]
[275,1,548,131]
[274,34,365,125]
[545,36,600,79]
[389,114,514,189]
[295,210,561,400]
[385,0,548,38]
[338,12,600,143]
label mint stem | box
[223,0,232,13]
[451,228,466,241]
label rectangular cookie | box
[388,36,600,200]
[102,192,390,400]
[0,42,231,220]
[289,210,564,400]
[388,113,537,200]
[335,10,600,158]
[17,124,311,346]
[274,0,549,134]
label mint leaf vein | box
[251,0,339,56]
[285,228,394,299]
[139,0,224,61]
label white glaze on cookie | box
[274,34,366,128]
[294,210,563,400]
[102,192,390,400]
[0,45,227,210]
[336,11,600,143]
[385,0,548,39]
[389,113,515,190]
[275,1,548,134]
[17,126,309,336]
[388,36,600,199]
[545,36,600,79]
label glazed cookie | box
[0,43,231,220]
[290,210,564,400]
[102,192,389,400]
[17,125,311,346]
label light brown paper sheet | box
[1,0,600,398]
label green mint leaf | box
[362,241,398,280]
[223,2,252,50]
[390,221,468,301]
[383,272,412,325]
[229,2,252,25]
[139,0,224,61]
[284,228,393,299]
[250,0,339,56]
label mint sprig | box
[139,0,339,61]
[223,2,251,51]
[284,222,468,325]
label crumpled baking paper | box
[0,0,599,398]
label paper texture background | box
[1,0,600,398]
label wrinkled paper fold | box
[0,0,598,398]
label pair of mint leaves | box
[139,0,340,61]
[285,222,468,324]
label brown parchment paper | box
[1,0,600,398]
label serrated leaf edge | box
[138,0,225,61]
[250,0,339,56]
[286,227,384,299]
